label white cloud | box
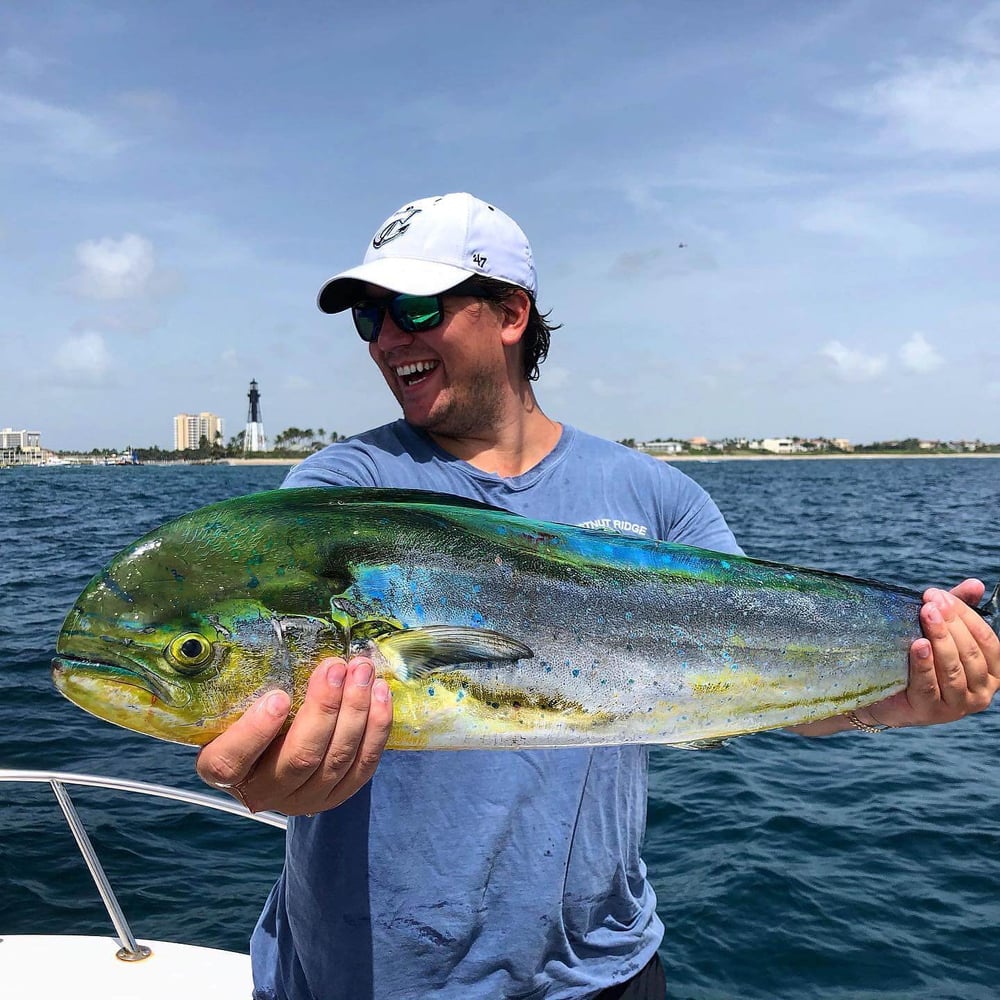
[799,197,929,251]
[841,56,1000,155]
[73,234,156,300]
[821,341,887,381]
[899,332,943,374]
[54,332,112,381]
[0,90,124,169]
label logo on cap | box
[372,206,422,249]
[472,252,487,268]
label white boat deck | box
[2,935,252,1000]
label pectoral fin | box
[373,626,533,680]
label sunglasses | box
[351,293,446,343]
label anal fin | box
[670,737,732,751]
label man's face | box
[362,285,512,441]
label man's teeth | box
[394,361,437,377]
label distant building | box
[640,439,685,455]
[174,412,224,451]
[1,427,42,465]
[759,438,798,454]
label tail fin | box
[982,582,1000,636]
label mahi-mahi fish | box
[51,487,1000,749]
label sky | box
[2,0,999,451]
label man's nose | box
[374,315,415,349]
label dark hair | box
[449,276,560,382]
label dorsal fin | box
[322,486,513,515]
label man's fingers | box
[905,636,940,710]
[275,659,393,815]
[265,659,353,792]
[195,689,291,791]
[947,578,985,607]
[946,588,1000,684]
[314,658,381,786]
[318,676,394,811]
[922,594,971,709]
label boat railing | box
[0,768,287,961]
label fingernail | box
[926,605,942,624]
[265,692,288,717]
[326,662,346,688]
[916,640,932,659]
[353,662,374,687]
[373,679,391,703]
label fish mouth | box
[51,653,183,708]
[51,655,214,747]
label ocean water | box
[1,459,999,999]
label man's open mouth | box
[394,360,439,386]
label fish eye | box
[168,633,214,672]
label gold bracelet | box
[846,709,890,734]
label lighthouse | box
[243,379,268,454]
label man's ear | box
[499,289,531,346]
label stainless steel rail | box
[0,769,287,961]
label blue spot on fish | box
[572,668,580,677]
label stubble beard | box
[406,367,507,441]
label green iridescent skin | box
[50,488,999,749]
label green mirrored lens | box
[393,296,442,333]
[352,304,383,342]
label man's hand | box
[861,580,1000,728]
[790,579,999,737]
[195,655,393,815]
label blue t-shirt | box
[251,421,740,1000]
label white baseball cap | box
[317,192,537,314]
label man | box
[197,192,1000,999]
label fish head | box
[52,593,300,745]
[49,496,351,746]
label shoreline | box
[659,451,1000,462]
[26,452,1000,469]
